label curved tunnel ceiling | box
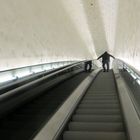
[0,0,139,71]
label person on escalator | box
[85,60,92,72]
[97,51,115,72]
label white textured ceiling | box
[0,0,139,70]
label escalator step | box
[76,108,120,115]
[63,131,126,140]
[81,100,119,104]
[78,105,119,109]
[72,114,122,122]
[79,103,119,108]
[86,92,117,95]
[84,96,118,100]
[68,122,124,131]
[85,93,117,98]
[88,89,117,93]
[62,71,126,140]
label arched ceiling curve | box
[0,0,139,71]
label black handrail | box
[117,59,140,77]
[0,61,76,73]
[0,61,81,94]
[115,59,140,119]
[0,61,86,118]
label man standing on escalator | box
[85,60,92,72]
[97,51,115,72]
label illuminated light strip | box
[124,64,139,81]
[126,67,140,84]
[117,60,140,85]
[130,73,137,79]
[0,75,16,83]
[126,68,131,73]
[32,68,44,73]
[137,79,140,85]
[16,71,33,78]
[0,62,74,84]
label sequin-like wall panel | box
[0,0,96,70]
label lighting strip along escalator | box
[0,72,89,140]
[0,61,81,95]
[63,70,127,140]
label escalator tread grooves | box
[63,71,127,140]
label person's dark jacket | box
[97,52,115,62]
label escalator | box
[63,70,127,140]
[0,62,77,95]
[0,72,89,140]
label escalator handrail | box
[0,61,89,118]
[0,61,86,100]
[114,59,140,117]
[34,68,101,140]
[113,63,140,140]
[0,61,84,94]
[116,59,140,77]
[0,61,76,73]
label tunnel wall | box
[114,0,140,70]
[0,0,96,71]
[82,0,140,70]
[0,0,139,71]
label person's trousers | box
[102,61,109,72]
[85,63,92,72]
